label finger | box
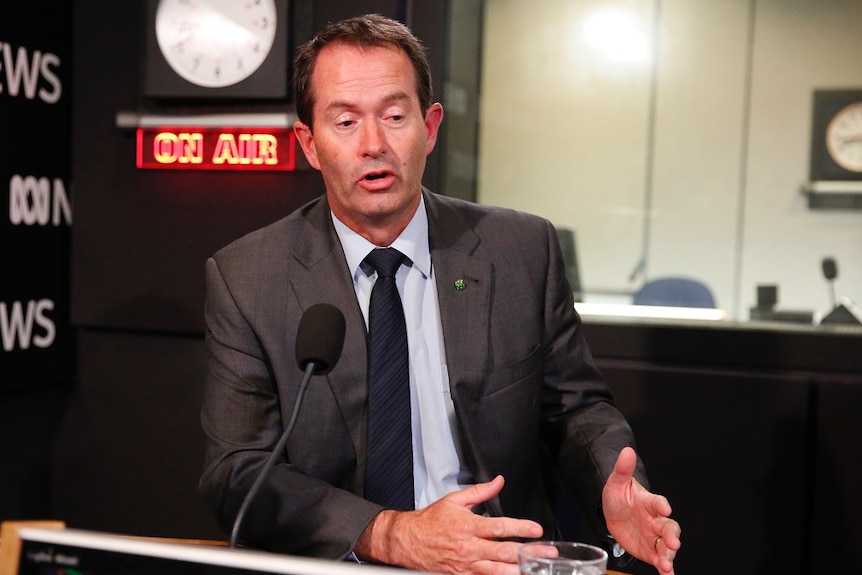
[652,539,675,575]
[646,492,673,518]
[469,559,521,575]
[605,447,637,490]
[654,534,679,556]
[657,551,676,575]
[659,520,682,550]
[647,521,680,562]
[471,536,534,566]
[615,446,637,475]
[473,514,544,541]
[655,524,680,575]
[447,475,506,508]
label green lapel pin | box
[454,278,466,291]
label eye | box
[385,112,406,125]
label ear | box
[293,120,321,170]
[423,102,445,156]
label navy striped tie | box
[363,247,414,511]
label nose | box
[361,120,386,159]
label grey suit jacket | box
[200,190,643,558]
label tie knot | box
[364,248,407,278]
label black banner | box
[0,2,74,391]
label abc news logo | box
[2,39,66,354]
[0,40,62,104]
[3,176,71,351]
[1,299,55,352]
[8,175,72,226]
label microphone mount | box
[229,360,318,548]
[228,302,345,548]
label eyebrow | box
[325,91,413,114]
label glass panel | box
[477,0,862,325]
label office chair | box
[633,277,716,308]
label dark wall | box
[601,361,811,575]
[810,374,862,574]
[53,332,215,538]
[582,321,862,575]
[0,0,74,520]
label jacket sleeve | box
[199,254,382,558]
[536,219,649,539]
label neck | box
[352,213,411,246]
[332,196,421,247]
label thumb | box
[448,475,505,509]
[607,446,637,487]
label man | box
[200,14,680,575]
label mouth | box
[363,170,390,181]
[359,169,396,190]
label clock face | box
[826,102,862,173]
[155,0,278,89]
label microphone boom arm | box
[229,360,317,548]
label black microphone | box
[822,257,838,308]
[229,303,346,548]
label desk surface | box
[577,302,862,335]
[580,314,862,376]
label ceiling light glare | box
[583,10,649,62]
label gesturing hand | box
[355,475,543,575]
[602,447,681,575]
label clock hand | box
[835,135,862,148]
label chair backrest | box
[554,226,583,300]
[633,277,716,308]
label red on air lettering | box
[136,128,296,171]
[153,132,204,164]
[212,133,279,166]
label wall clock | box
[144,0,290,99]
[809,89,862,181]
[825,102,862,173]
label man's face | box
[294,42,443,245]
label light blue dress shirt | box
[331,197,473,510]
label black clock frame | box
[144,0,304,100]
[809,88,862,181]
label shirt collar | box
[331,195,431,281]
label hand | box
[602,447,681,575]
[355,475,543,575]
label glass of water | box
[517,541,608,575]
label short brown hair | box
[293,14,433,128]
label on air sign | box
[136,127,299,171]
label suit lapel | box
[425,193,500,514]
[428,200,491,392]
[289,199,369,477]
